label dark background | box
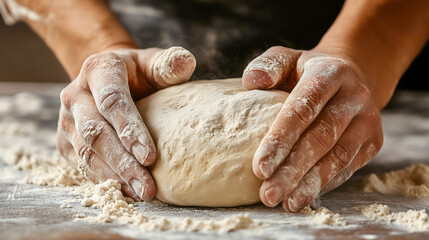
[0,4,427,90]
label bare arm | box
[316,0,429,108]
[13,0,137,78]
[243,0,428,212]
[4,0,196,200]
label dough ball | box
[136,78,288,207]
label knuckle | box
[58,115,69,132]
[290,96,317,123]
[267,46,285,53]
[332,144,353,170]
[310,121,336,150]
[82,54,102,73]
[375,134,384,151]
[81,51,124,75]
[77,145,96,170]
[340,167,352,181]
[359,85,372,103]
[60,88,72,110]
[97,86,127,113]
[80,120,104,149]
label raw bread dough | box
[136,78,288,207]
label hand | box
[57,47,196,201]
[242,46,383,212]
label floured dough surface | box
[362,164,429,198]
[137,78,288,207]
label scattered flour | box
[75,179,265,233]
[4,145,85,186]
[0,121,37,136]
[301,206,347,227]
[3,144,349,232]
[362,164,429,198]
[362,204,429,231]
[3,145,266,233]
[0,93,43,115]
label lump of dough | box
[136,78,288,207]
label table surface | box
[1,82,429,240]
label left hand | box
[242,46,383,212]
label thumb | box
[242,46,300,91]
[138,46,196,89]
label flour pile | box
[76,179,264,233]
[3,146,266,233]
[301,206,347,227]
[362,164,429,197]
[4,145,85,186]
[362,204,429,231]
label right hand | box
[56,47,196,201]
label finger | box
[259,90,362,207]
[144,46,196,88]
[242,46,300,90]
[68,96,156,200]
[79,52,157,166]
[58,132,140,201]
[320,141,381,196]
[282,117,369,212]
[253,57,351,180]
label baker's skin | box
[10,0,429,209]
[243,0,429,212]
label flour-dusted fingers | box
[57,132,140,201]
[59,81,156,200]
[252,57,351,181]
[258,85,364,207]
[242,46,300,90]
[80,47,196,167]
[320,139,383,196]
[68,94,156,200]
[142,47,196,89]
[77,51,156,167]
[281,116,376,212]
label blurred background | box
[0,20,69,82]
[0,8,427,90]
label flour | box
[362,204,429,231]
[0,121,37,136]
[1,82,348,233]
[4,145,85,186]
[362,164,429,198]
[243,55,288,87]
[149,47,195,87]
[3,144,267,233]
[75,179,265,233]
[0,93,43,115]
[301,206,347,227]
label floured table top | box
[1,82,429,240]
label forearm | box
[315,0,429,109]
[12,0,137,79]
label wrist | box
[313,42,393,110]
[18,0,138,79]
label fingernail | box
[287,196,299,212]
[265,186,283,206]
[130,179,145,199]
[259,161,273,179]
[133,144,149,164]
